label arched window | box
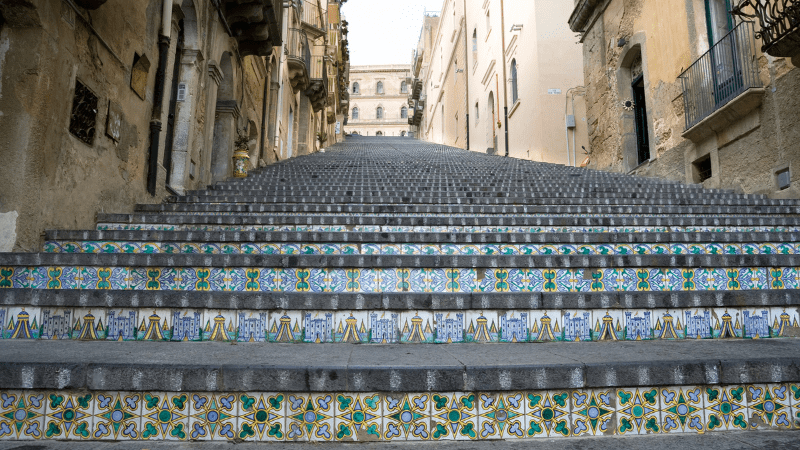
[376,81,384,94]
[352,82,360,94]
[511,59,519,104]
[352,107,359,120]
[401,106,408,119]
[376,131,383,136]
[376,106,384,119]
[472,29,478,64]
[401,81,408,93]
[401,131,406,137]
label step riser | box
[0,305,796,342]
[0,384,796,442]
[43,241,800,256]
[1,266,797,293]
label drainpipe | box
[147,0,174,196]
[463,0,470,151]
[499,0,509,157]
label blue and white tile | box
[383,393,431,440]
[285,393,334,441]
[498,311,529,343]
[569,389,615,437]
[615,387,660,435]
[703,385,749,431]
[188,393,237,440]
[92,392,142,440]
[333,393,382,441]
[140,392,189,440]
[659,386,705,433]
[237,392,284,441]
[430,392,478,440]
[0,390,46,440]
[745,384,793,430]
[523,391,571,437]
[476,392,526,439]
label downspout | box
[147,0,173,196]
[499,0,509,157]
[462,0,470,151]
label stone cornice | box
[569,0,603,33]
[208,61,224,86]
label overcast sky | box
[343,0,445,66]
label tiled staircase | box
[1,136,800,443]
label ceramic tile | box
[476,392,525,439]
[39,308,73,340]
[171,309,204,342]
[237,311,270,343]
[140,392,189,440]
[268,311,304,343]
[529,310,563,342]
[237,393,284,441]
[703,385,749,431]
[682,308,714,340]
[136,309,171,341]
[463,311,498,343]
[712,308,743,339]
[570,389,615,437]
[524,391,571,437]
[285,393,334,441]
[92,392,141,440]
[44,392,94,440]
[430,392,478,440]
[659,386,704,433]
[770,307,800,338]
[334,311,370,343]
[498,311,529,343]
[333,393,382,441]
[104,309,138,341]
[0,391,46,440]
[304,311,335,343]
[739,308,771,339]
[615,387,660,435]
[433,312,465,344]
[790,383,800,429]
[561,310,593,342]
[202,310,237,342]
[745,384,792,430]
[3,307,40,339]
[400,312,434,344]
[383,393,431,440]
[652,309,684,340]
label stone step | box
[42,239,800,256]
[95,214,800,228]
[167,195,799,208]
[0,253,797,294]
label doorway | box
[287,106,294,158]
[631,75,650,164]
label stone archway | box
[616,39,653,171]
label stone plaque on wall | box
[130,54,150,100]
[106,101,122,142]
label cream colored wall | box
[346,66,412,136]
[422,0,587,162]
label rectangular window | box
[693,155,713,182]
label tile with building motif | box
[303,311,334,343]
[140,392,189,440]
[476,392,525,439]
[0,390,46,440]
[433,312,466,344]
[202,310,237,342]
[92,392,142,440]
[738,307,771,339]
[682,308,714,340]
[236,310,270,343]
[38,308,73,340]
[703,385,749,431]
[745,384,793,430]
[523,390,571,438]
[268,311,304,343]
[383,393,431,440]
[659,385,705,434]
[367,311,400,344]
[333,393,382,441]
[237,392,284,441]
[498,311,529,343]
[285,393,334,441]
[570,389,615,437]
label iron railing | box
[732,0,800,57]
[287,28,311,68]
[678,21,761,130]
[302,0,327,32]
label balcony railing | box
[678,21,761,130]
[302,0,327,34]
[287,28,311,65]
[732,0,800,57]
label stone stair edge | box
[0,253,797,268]
[0,339,798,392]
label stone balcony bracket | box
[681,88,766,144]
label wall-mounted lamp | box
[510,24,523,32]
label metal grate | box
[694,156,713,182]
[69,80,98,146]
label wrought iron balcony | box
[732,0,800,58]
[301,0,327,38]
[305,55,328,112]
[678,21,762,131]
[287,28,311,93]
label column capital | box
[208,61,224,86]
[216,100,241,119]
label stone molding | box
[681,88,766,144]
[208,60,224,86]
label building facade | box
[345,65,412,137]
[412,0,589,164]
[0,0,350,251]
[569,0,799,198]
